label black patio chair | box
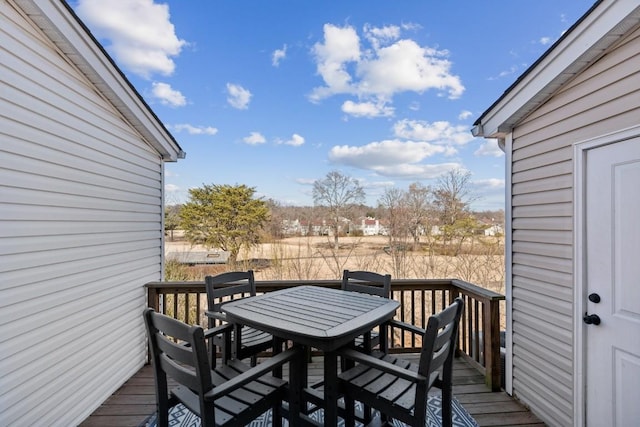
[337,297,464,427]
[341,270,392,352]
[143,308,302,427]
[205,270,275,367]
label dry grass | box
[165,234,505,294]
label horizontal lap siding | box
[509,25,640,427]
[0,4,162,426]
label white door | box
[585,137,640,426]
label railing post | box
[147,284,159,312]
[145,283,160,363]
[483,298,501,391]
[450,287,462,357]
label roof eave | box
[474,0,640,140]
[15,0,186,161]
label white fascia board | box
[15,0,185,161]
[479,0,640,140]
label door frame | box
[572,124,640,427]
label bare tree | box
[433,169,474,224]
[378,187,411,278]
[164,204,181,241]
[432,169,478,255]
[264,198,287,240]
[404,182,433,249]
[312,171,365,250]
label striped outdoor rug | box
[141,395,478,426]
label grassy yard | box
[165,234,505,295]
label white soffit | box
[12,0,185,161]
[476,0,640,139]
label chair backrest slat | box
[205,271,256,320]
[341,270,391,298]
[156,335,195,365]
[159,354,201,391]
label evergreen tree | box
[180,184,269,268]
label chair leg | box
[442,386,453,427]
[158,409,168,427]
[362,404,372,425]
[156,375,170,427]
[272,403,282,427]
[344,393,355,427]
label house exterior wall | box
[1,2,165,425]
[509,25,640,426]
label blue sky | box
[72,0,595,210]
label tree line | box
[165,169,504,269]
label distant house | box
[297,219,329,236]
[281,218,303,235]
[473,1,640,425]
[360,217,381,236]
[1,1,184,425]
[483,224,503,237]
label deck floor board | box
[81,355,545,426]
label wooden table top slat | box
[222,286,400,348]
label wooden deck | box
[80,355,545,426]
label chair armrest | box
[203,322,233,339]
[388,319,425,336]
[204,346,304,399]
[205,310,228,322]
[337,348,427,384]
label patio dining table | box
[220,285,399,427]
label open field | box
[165,233,505,295]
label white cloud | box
[474,178,505,189]
[458,110,473,120]
[326,117,480,180]
[489,65,520,81]
[280,134,305,146]
[341,100,394,118]
[371,162,462,178]
[474,139,504,157]
[295,178,316,185]
[329,139,446,170]
[172,124,218,135]
[151,82,186,107]
[359,180,396,189]
[359,40,464,98]
[272,44,287,66]
[243,132,266,145]
[393,119,474,145]
[310,24,361,101]
[227,83,252,109]
[75,0,185,78]
[309,23,464,111]
[467,178,505,210]
[363,24,401,50]
[539,36,553,46]
[165,183,180,192]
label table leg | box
[288,344,305,424]
[323,350,338,427]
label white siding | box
[509,24,640,426]
[1,3,163,426]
